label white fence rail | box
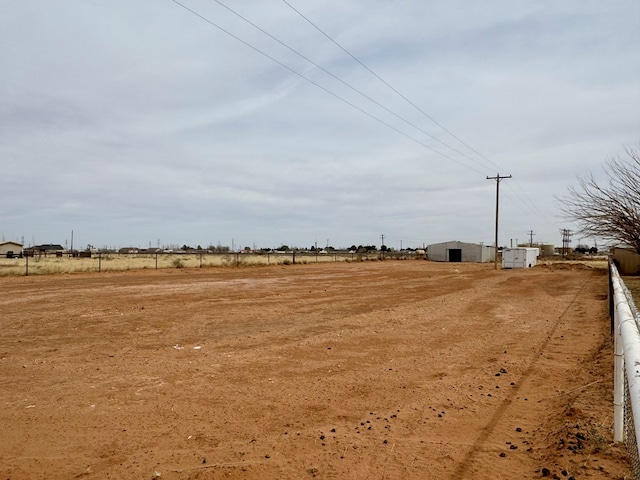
[611,261,640,477]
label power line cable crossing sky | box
[280,0,551,230]
[1,0,638,249]
[179,0,555,238]
[170,0,486,174]
[281,0,506,172]
[211,0,499,173]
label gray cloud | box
[1,0,638,250]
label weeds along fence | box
[611,261,640,477]
[0,250,421,276]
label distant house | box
[0,241,23,257]
[28,244,66,256]
[427,240,494,263]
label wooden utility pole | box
[486,173,512,269]
[560,229,573,258]
[528,230,535,247]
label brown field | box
[0,260,631,479]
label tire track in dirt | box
[449,270,596,479]
[0,262,628,479]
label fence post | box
[98,252,102,273]
[25,255,29,276]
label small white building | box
[502,247,539,269]
[0,241,23,257]
[427,241,495,263]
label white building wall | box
[0,242,23,256]
[427,241,495,263]
[502,247,539,268]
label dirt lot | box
[0,261,631,479]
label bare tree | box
[559,147,640,253]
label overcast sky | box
[2,1,639,251]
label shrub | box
[172,258,184,269]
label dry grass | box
[537,257,609,270]
[0,254,610,277]
[0,252,385,276]
[622,276,640,305]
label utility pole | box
[486,173,512,270]
[560,229,573,258]
[528,230,535,247]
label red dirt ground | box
[0,261,631,479]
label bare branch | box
[558,147,640,253]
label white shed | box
[502,247,539,269]
[427,241,495,263]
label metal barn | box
[502,247,539,269]
[427,241,494,263]
[0,241,23,257]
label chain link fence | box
[611,262,640,478]
[625,373,640,479]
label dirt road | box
[0,261,630,479]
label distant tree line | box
[96,243,427,254]
[573,245,598,255]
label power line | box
[173,0,557,236]
[209,0,495,173]
[502,180,553,225]
[169,0,484,174]
[281,0,561,229]
[281,0,504,173]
